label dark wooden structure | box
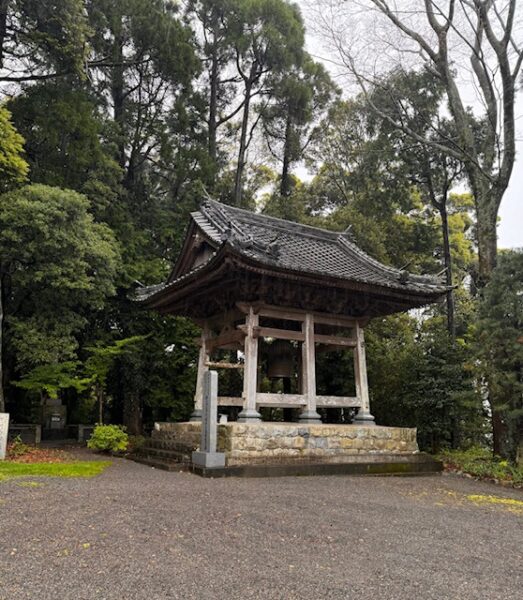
[138,199,448,423]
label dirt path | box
[0,454,521,599]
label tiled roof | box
[137,199,448,302]
[194,199,447,293]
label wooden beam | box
[255,393,306,408]
[217,396,244,407]
[314,334,356,347]
[206,330,245,351]
[253,393,362,408]
[316,396,362,408]
[313,315,358,327]
[236,302,360,328]
[237,325,355,346]
[205,361,244,370]
[237,324,304,342]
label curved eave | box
[228,252,448,305]
[137,242,448,314]
[136,244,229,310]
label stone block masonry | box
[153,422,418,466]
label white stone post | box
[237,307,261,422]
[192,371,225,468]
[353,322,375,425]
[190,324,210,422]
[0,413,9,461]
[299,313,321,423]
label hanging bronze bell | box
[267,339,294,379]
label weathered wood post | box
[353,322,375,425]
[299,313,322,423]
[0,413,9,461]
[192,370,225,468]
[237,306,262,423]
[190,324,210,422]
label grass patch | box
[437,447,523,487]
[0,461,111,483]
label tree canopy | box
[0,0,520,460]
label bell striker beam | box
[353,321,375,424]
[237,306,261,422]
[190,324,210,421]
[299,313,322,424]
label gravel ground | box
[0,452,522,600]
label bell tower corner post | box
[299,313,322,424]
[237,306,262,423]
[190,323,210,422]
[353,321,375,425]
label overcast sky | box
[300,2,522,250]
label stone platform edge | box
[190,453,443,478]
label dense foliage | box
[0,1,520,461]
[87,424,129,454]
[476,250,523,461]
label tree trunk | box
[491,409,506,457]
[97,386,104,425]
[439,202,455,340]
[111,17,126,170]
[123,390,142,435]
[208,27,219,165]
[0,0,10,69]
[476,197,498,287]
[0,274,5,413]
[279,111,293,199]
[233,72,254,207]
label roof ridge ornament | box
[398,270,410,284]
[340,225,355,242]
[265,234,281,258]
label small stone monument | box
[0,413,9,461]
[192,371,225,468]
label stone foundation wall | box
[153,422,418,466]
[152,421,201,454]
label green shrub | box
[438,446,523,486]
[87,425,129,454]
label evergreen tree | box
[477,250,523,461]
[0,184,120,413]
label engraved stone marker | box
[192,371,225,468]
[0,413,9,461]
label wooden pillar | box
[299,313,321,423]
[237,307,261,422]
[190,324,210,421]
[353,321,375,425]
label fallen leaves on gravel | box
[7,446,71,463]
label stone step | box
[139,445,191,463]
